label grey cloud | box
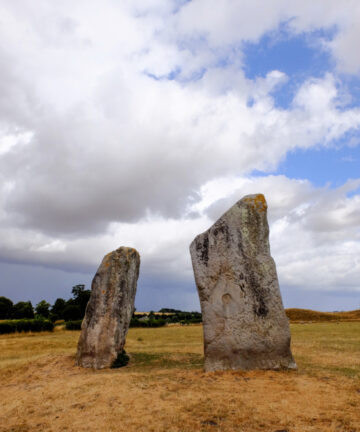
[301,182,360,233]
[1,2,360,311]
[204,175,316,224]
[0,260,94,305]
[2,257,359,312]
[1,3,360,239]
[1,174,360,312]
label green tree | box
[35,300,51,318]
[0,297,13,319]
[12,301,34,319]
[63,304,82,321]
[71,284,86,298]
[51,298,66,320]
[71,284,90,317]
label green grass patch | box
[130,351,203,370]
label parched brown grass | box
[1,323,360,432]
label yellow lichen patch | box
[103,252,113,268]
[244,194,267,212]
[116,247,138,263]
[123,247,132,261]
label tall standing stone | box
[76,247,140,369]
[190,194,296,372]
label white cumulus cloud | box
[0,0,359,308]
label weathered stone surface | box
[76,247,140,369]
[190,194,296,372]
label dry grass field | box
[1,323,360,432]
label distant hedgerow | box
[0,318,54,334]
[65,320,82,330]
[130,318,166,328]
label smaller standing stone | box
[76,247,140,369]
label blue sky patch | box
[337,75,360,110]
[243,25,335,79]
[272,144,360,187]
[243,26,335,109]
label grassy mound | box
[286,308,360,322]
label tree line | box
[0,284,90,322]
[0,287,202,325]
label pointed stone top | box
[191,193,270,259]
[241,193,267,212]
[103,246,140,258]
[102,247,140,269]
[115,246,139,253]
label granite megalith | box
[76,246,140,369]
[190,194,296,372]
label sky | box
[0,0,360,312]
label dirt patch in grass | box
[0,324,359,432]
